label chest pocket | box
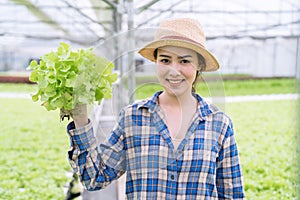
[179,136,218,173]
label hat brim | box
[138,39,219,72]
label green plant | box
[0,98,70,199]
[0,98,297,199]
[226,100,298,199]
[27,42,117,119]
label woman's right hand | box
[71,104,89,128]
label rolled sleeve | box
[67,120,98,174]
[65,113,127,190]
[67,120,97,151]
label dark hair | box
[153,48,206,93]
[192,53,206,93]
[153,49,158,60]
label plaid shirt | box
[67,92,245,199]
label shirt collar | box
[192,93,219,120]
[137,91,163,113]
[137,91,219,120]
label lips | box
[166,78,184,87]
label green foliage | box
[0,98,70,199]
[134,78,297,99]
[0,98,297,199]
[1,79,299,199]
[27,42,118,111]
[226,100,298,199]
[223,78,297,96]
[0,83,37,93]
[0,78,296,100]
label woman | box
[67,18,245,199]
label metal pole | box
[113,2,121,72]
[272,42,277,77]
[296,37,300,79]
[127,0,135,103]
[112,0,126,111]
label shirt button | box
[170,175,175,180]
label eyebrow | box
[178,55,192,59]
[158,54,171,58]
[158,54,193,59]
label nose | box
[169,62,182,76]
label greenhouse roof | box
[0,0,299,51]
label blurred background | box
[0,0,299,77]
[0,0,299,199]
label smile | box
[166,79,184,85]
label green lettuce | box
[27,42,118,119]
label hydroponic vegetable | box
[27,42,118,120]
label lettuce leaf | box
[27,42,118,112]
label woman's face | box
[156,46,199,98]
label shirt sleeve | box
[67,109,126,191]
[216,121,246,199]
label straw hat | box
[138,18,219,72]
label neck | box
[159,91,196,108]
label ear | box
[198,63,205,72]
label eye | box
[159,58,170,64]
[180,59,191,64]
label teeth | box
[168,80,182,84]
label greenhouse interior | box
[1,0,299,77]
[0,0,299,199]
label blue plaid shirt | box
[67,92,245,199]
